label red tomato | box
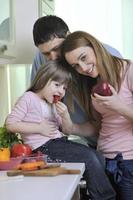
[53,95,61,103]
[11,143,32,157]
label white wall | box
[122,0,133,59]
[0,0,39,64]
[55,0,132,59]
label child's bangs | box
[52,69,71,85]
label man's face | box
[38,38,65,61]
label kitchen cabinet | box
[0,0,55,65]
[0,0,33,125]
[0,0,15,64]
[0,0,55,126]
[39,0,54,16]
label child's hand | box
[39,119,57,138]
[55,102,73,134]
[55,101,68,118]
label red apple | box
[11,143,32,157]
[92,81,112,96]
[53,95,61,103]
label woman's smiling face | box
[65,46,99,78]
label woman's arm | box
[93,85,133,122]
[92,62,133,122]
[114,104,133,122]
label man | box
[32,15,122,147]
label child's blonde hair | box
[28,60,72,92]
[27,60,73,110]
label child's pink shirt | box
[92,62,133,159]
[6,91,62,150]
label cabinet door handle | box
[0,44,7,54]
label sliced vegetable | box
[53,95,61,103]
[16,161,46,171]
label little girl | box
[6,60,115,200]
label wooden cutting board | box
[7,166,81,177]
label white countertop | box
[0,163,85,200]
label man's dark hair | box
[33,15,69,46]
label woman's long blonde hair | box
[61,31,130,119]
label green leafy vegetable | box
[0,126,22,148]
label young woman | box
[61,31,133,200]
[6,60,115,200]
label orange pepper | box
[16,161,46,171]
[0,148,10,161]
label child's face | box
[37,80,67,103]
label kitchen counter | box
[0,162,85,200]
